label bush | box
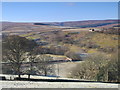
[65,51,82,60]
[99,47,115,53]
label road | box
[0,81,118,88]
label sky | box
[2,2,118,22]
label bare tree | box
[36,55,54,76]
[69,53,110,81]
[2,35,37,78]
[26,51,37,79]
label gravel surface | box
[0,81,118,88]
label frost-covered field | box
[0,81,118,88]
[0,74,119,88]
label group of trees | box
[69,53,119,82]
[25,54,54,79]
[2,35,54,79]
[33,45,69,55]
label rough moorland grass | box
[20,31,118,55]
[20,32,35,37]
[91,33,118,48]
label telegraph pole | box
[57,63,59,78]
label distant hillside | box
[1,19,119,33]
[1,22,33,31]
[42,20,119,28]
[1,22,75,35]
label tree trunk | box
[45,69,47,76]
[18,65,21,79]
[18,74,21,78]
[28,74,30,79]
[28,62,33,79]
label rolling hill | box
[1,19,119,31]
[41,19,119,28]
[1,19,119,35]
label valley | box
[1,19,119,83]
